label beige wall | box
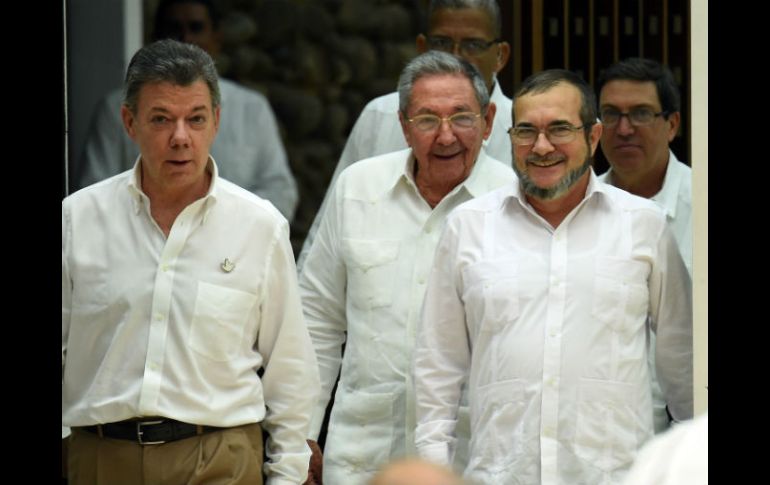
[691,0,708,415]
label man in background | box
[298,0,512,269]
[74,0,299,221]
[300,51,515,484]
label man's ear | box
[121,105,137,140]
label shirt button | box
[154,313,164,321]
[161,264,169,272]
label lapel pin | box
[221,258,235,273]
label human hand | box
[303,439,323,485]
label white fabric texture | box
[62,159,320,484]
[299,148,515,485]
[297,81,513,271]
[622,412,707,485]
[414,172,693,485]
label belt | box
[80,418,223,445]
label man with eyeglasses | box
[414,69,692,485]
[596,58,692,439]
[597,58,691,277]
[299,51,515,485]
[73,0,299,222]
[297,0,511,270]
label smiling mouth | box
[528,159,563,168]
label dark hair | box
[151,0,220,42]
[597,57,681,114]
[123,39,220,114]
[514,69,597,128]
[426,0,502,38]
[398,50,489,115]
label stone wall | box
[209,0,425,255]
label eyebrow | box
[148,105,209,114]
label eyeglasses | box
[599,107,669,127]
[426,36,501,56]
[508,124,586,146]
[407,112,481,132]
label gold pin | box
[221,258,235,273]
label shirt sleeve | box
[244,96,299,222]
[414,217,470,466]
[298,179,348,440]
[257,220,321,484]
[648,221,694,422]
[75,91,134,190]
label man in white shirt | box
[597,58,692,435]
[597,58,691,276]
[297,0,512,269]
[299,51,515,485]
[414,69,693,485]
[62,39,319,485]
[74,0,299,221]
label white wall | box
[691,0,708,415]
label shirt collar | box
[395,149,497,200]
[603,149,680,219]
[650,150,682,219]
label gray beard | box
[514,154,592,200]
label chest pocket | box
[342,239,400,310]
[461,260,520,333]
[189,281,257,362]
[591,256,650,333]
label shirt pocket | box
[461,260,520,332]
[590,256,650,334]
[468,379,527,474]
[342,238,399,310]
[573,377,643,472]
[189,281,257,362]
[324,388,396,472]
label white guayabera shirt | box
[297,81,514,271]
[415,172,693,485]
[300,148,515,485]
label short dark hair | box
[398,50,489,115]
[426,0,502,38]
[123,39,221,114]
[597,57,681,114]
[514,69,597,129]
[151,0,220,42]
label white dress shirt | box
[599,151,692,434]
[74,79,299,221]
[62,159,320,485]
[414,172,693,485]
[599,150,692,277]
[299,149,515,485]
[296,81,513,270]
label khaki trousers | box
[68,422,263,485]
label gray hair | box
[398,50,489,115]
[123,39,220,114]
[427,0,502,38]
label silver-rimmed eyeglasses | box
[508,123,586,146]
[407,112,481,132]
